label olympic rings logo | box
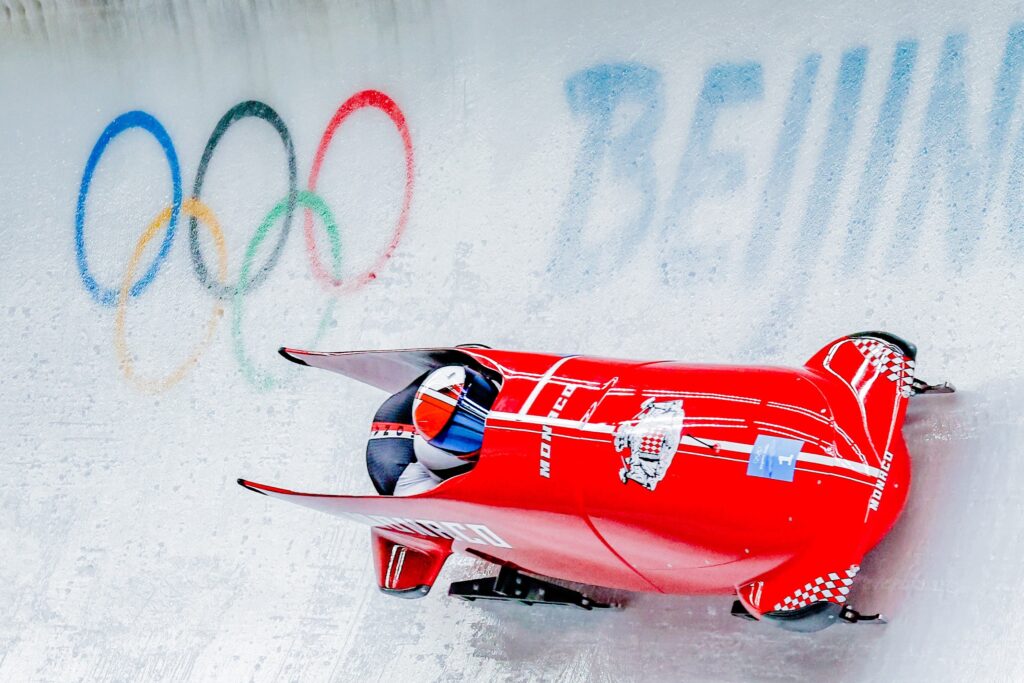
[75,90,414,393]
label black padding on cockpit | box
[365,376,424,495]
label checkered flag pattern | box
[852,338,915,398]
[638,431,666,457]
[773,565,860,612]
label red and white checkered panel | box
[773,564,859,612]
[851,338,915,398]
[638,431,667,456]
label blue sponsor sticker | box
[746,435,803,482]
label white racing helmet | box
[411,365,497,466]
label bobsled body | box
[241,332,924,626]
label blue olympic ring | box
[75,111,182,307]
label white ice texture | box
[2,0,1023,680]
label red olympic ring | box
[305,89,415,292]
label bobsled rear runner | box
[239,332,954,631]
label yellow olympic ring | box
[114,198,229,393]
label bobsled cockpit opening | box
[365,358,502,497]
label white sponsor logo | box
[539,384,575,478]
[748,580,764,609]
[866,450,894,515]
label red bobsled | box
[238,331,953,631]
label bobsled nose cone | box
[850,331,917,360]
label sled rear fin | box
[803,332,915,459]
[278,347,494,393]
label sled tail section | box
[278,346,498,393]
[804,331,916,459]
[236,479,514,550]
[238,477,418,517]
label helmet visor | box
[413,365,497,454]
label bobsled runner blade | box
[449,566,613,610]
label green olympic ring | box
[232,190,343,391]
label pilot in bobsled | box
[366,364,497,497]
[239,332,954,632]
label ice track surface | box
[2,1,1024,680]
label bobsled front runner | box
[239,332,954,631]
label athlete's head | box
[412,365,497,458]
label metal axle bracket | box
[449,566,612,610]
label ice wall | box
[3,0,1024,680]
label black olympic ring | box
[189,100,298,299]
